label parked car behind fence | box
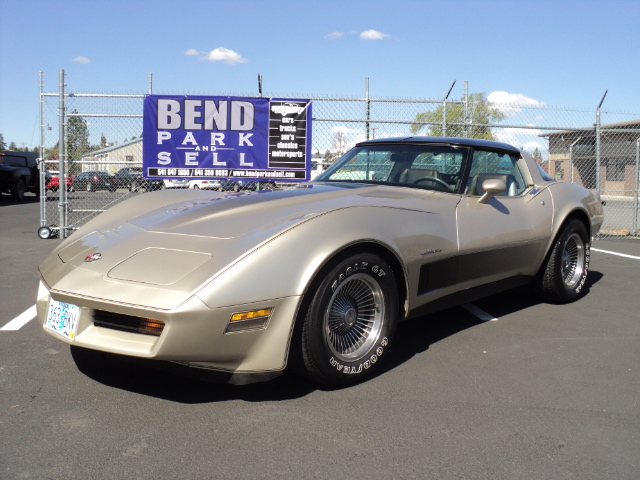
[113,167,164,192]
[72,171,116,192]
[45,170,73,192]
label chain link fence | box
[38,71,640,238]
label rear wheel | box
[536,218,590,303]
[86,183,92,192]
[297,252,399,387]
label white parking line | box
[1,305,37,331]
[592,247,640,260]
[462,303,498,322]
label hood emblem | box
[85,253,102,262]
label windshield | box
[314,144,467,193]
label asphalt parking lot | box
[1,192,639,480]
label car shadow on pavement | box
[70,273,603,403]
[0,193,40,206]
[70,346,319,403]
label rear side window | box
[466,150,527,196]
[2,155,27,167]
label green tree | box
[0,133,6,150]
[100,133,108,148]
[66,110,90,175]
[66,110,90,160]
[9,141,17,150]
[410,93,505,140]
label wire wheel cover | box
[561,233,585,288]
[324,274,384,362]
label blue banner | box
[142,95,311,182]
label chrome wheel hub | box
[324,273,384,362]
[561,233,585,288]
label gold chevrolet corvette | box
[37,137,604,386]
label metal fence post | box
[442,80,456,137]
[58,69,67,238]
[634,138,639,235]
[569,137,581,184]
[463,80,469,138]
[39,71,46,227]
[595,90,607,194]
[365,77,370,140]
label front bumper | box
[37,281,301,375]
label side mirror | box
[478,178,506,204]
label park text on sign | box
[142,95,311,182]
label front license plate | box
[45,299,80,340]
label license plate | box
[45,299,80,340]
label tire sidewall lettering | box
[329,337,388,375]
[575,245,590,294]
[330,260,385,292]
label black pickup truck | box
[0,151,43,201]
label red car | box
[46,171,73,192]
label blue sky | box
[1,0,638,149]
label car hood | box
[126,183,403,238]
[39,183,424,309]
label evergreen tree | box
[532,147,542,161]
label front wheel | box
[10,178,26,201]
[536,218,590,303]
[297,252,399,387]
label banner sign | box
[142,95,311,182]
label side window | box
[466,150,527,196]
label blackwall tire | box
[536,218,590,303]
[298,252,399,387]
[10,178,26,201]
